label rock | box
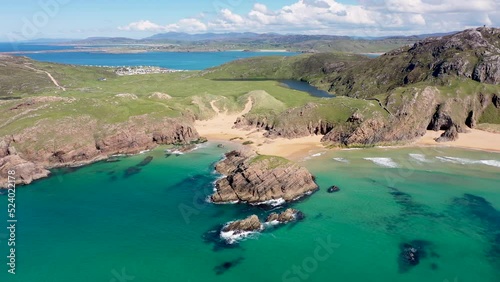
[493,94,500,109]
[149,92,172,100]
[115,93,138,99]
[210,150,319,205]
[401,244,420,266]
[266,208,304,224]
[0,155,50,187]
[327,186,340,193]
[217,144,225,148]
[222,215,262,234]
[435,125,459,142]
[137,156,153,167]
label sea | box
[0,43,298,70]
[0,44,499,282]
[0,144,499,282]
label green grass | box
[249,154,291,169]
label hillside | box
[69,32,420,53]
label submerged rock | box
[398,240,434,273]
[211,149,318,205]
[265,208,305,224]
[124,166,141,177]
[401,244,420,266]
[137,156,153,167]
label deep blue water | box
[0,43,75,52]
[280,79,334,98]
[19,50,299,70]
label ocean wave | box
[364,158,399,168]
[333,157,349,163]
[436,157,500,168]
[251,198,286,207]
[220,230,260,244]
[409,153,431,163]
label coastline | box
[194,99,500,160]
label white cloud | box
[119,18,207,33]
[119,20,165,32]
[118,0,500,36]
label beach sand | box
[415,129,500,152]
[195,99,500,159]
[195,99,325,160]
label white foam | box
[139,150,150,154]
[342,148,361,151]
[251,198,286,207]
[480,160,500,168]
[220,230,260,244]
[364,158,399,168]
[311,153,323,157]
[409,153,430,163]
[263,220,281,227]
[333,157,349,163]
[436,156,500,168]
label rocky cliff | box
[0,116,200,188]
[210,149,318,205]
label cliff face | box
[0,116,200,187]
[211,149,318,205]
[234,103,335,139]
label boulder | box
[436,125,459,142]
[266,208,304,224]
[327,186,341,193]
[222,215,262,234]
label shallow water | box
[0,144,499,282]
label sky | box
[1,0,499,41]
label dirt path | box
[24,65,66,91]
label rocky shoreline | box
[0,117,202,188]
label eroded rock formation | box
[210,149,318,205]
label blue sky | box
[1,0,498,41]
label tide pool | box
[0,144,499,282]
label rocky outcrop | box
[265,208,305,224]
[222,215,263,234]
[436,125,459,142]
[0,116,201,187]
[220,215,263,244]
[327,186,340,193]
[0,155,50,187]
[494,94,500,109]
[210,149,318,205]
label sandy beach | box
[415,129,500,152]
[195,99,500,159]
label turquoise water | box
[20,51,298,70]
[0,43,75,53]
[1,144,499,282]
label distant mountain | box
[70,37,140,45]
[143,32,262,41]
